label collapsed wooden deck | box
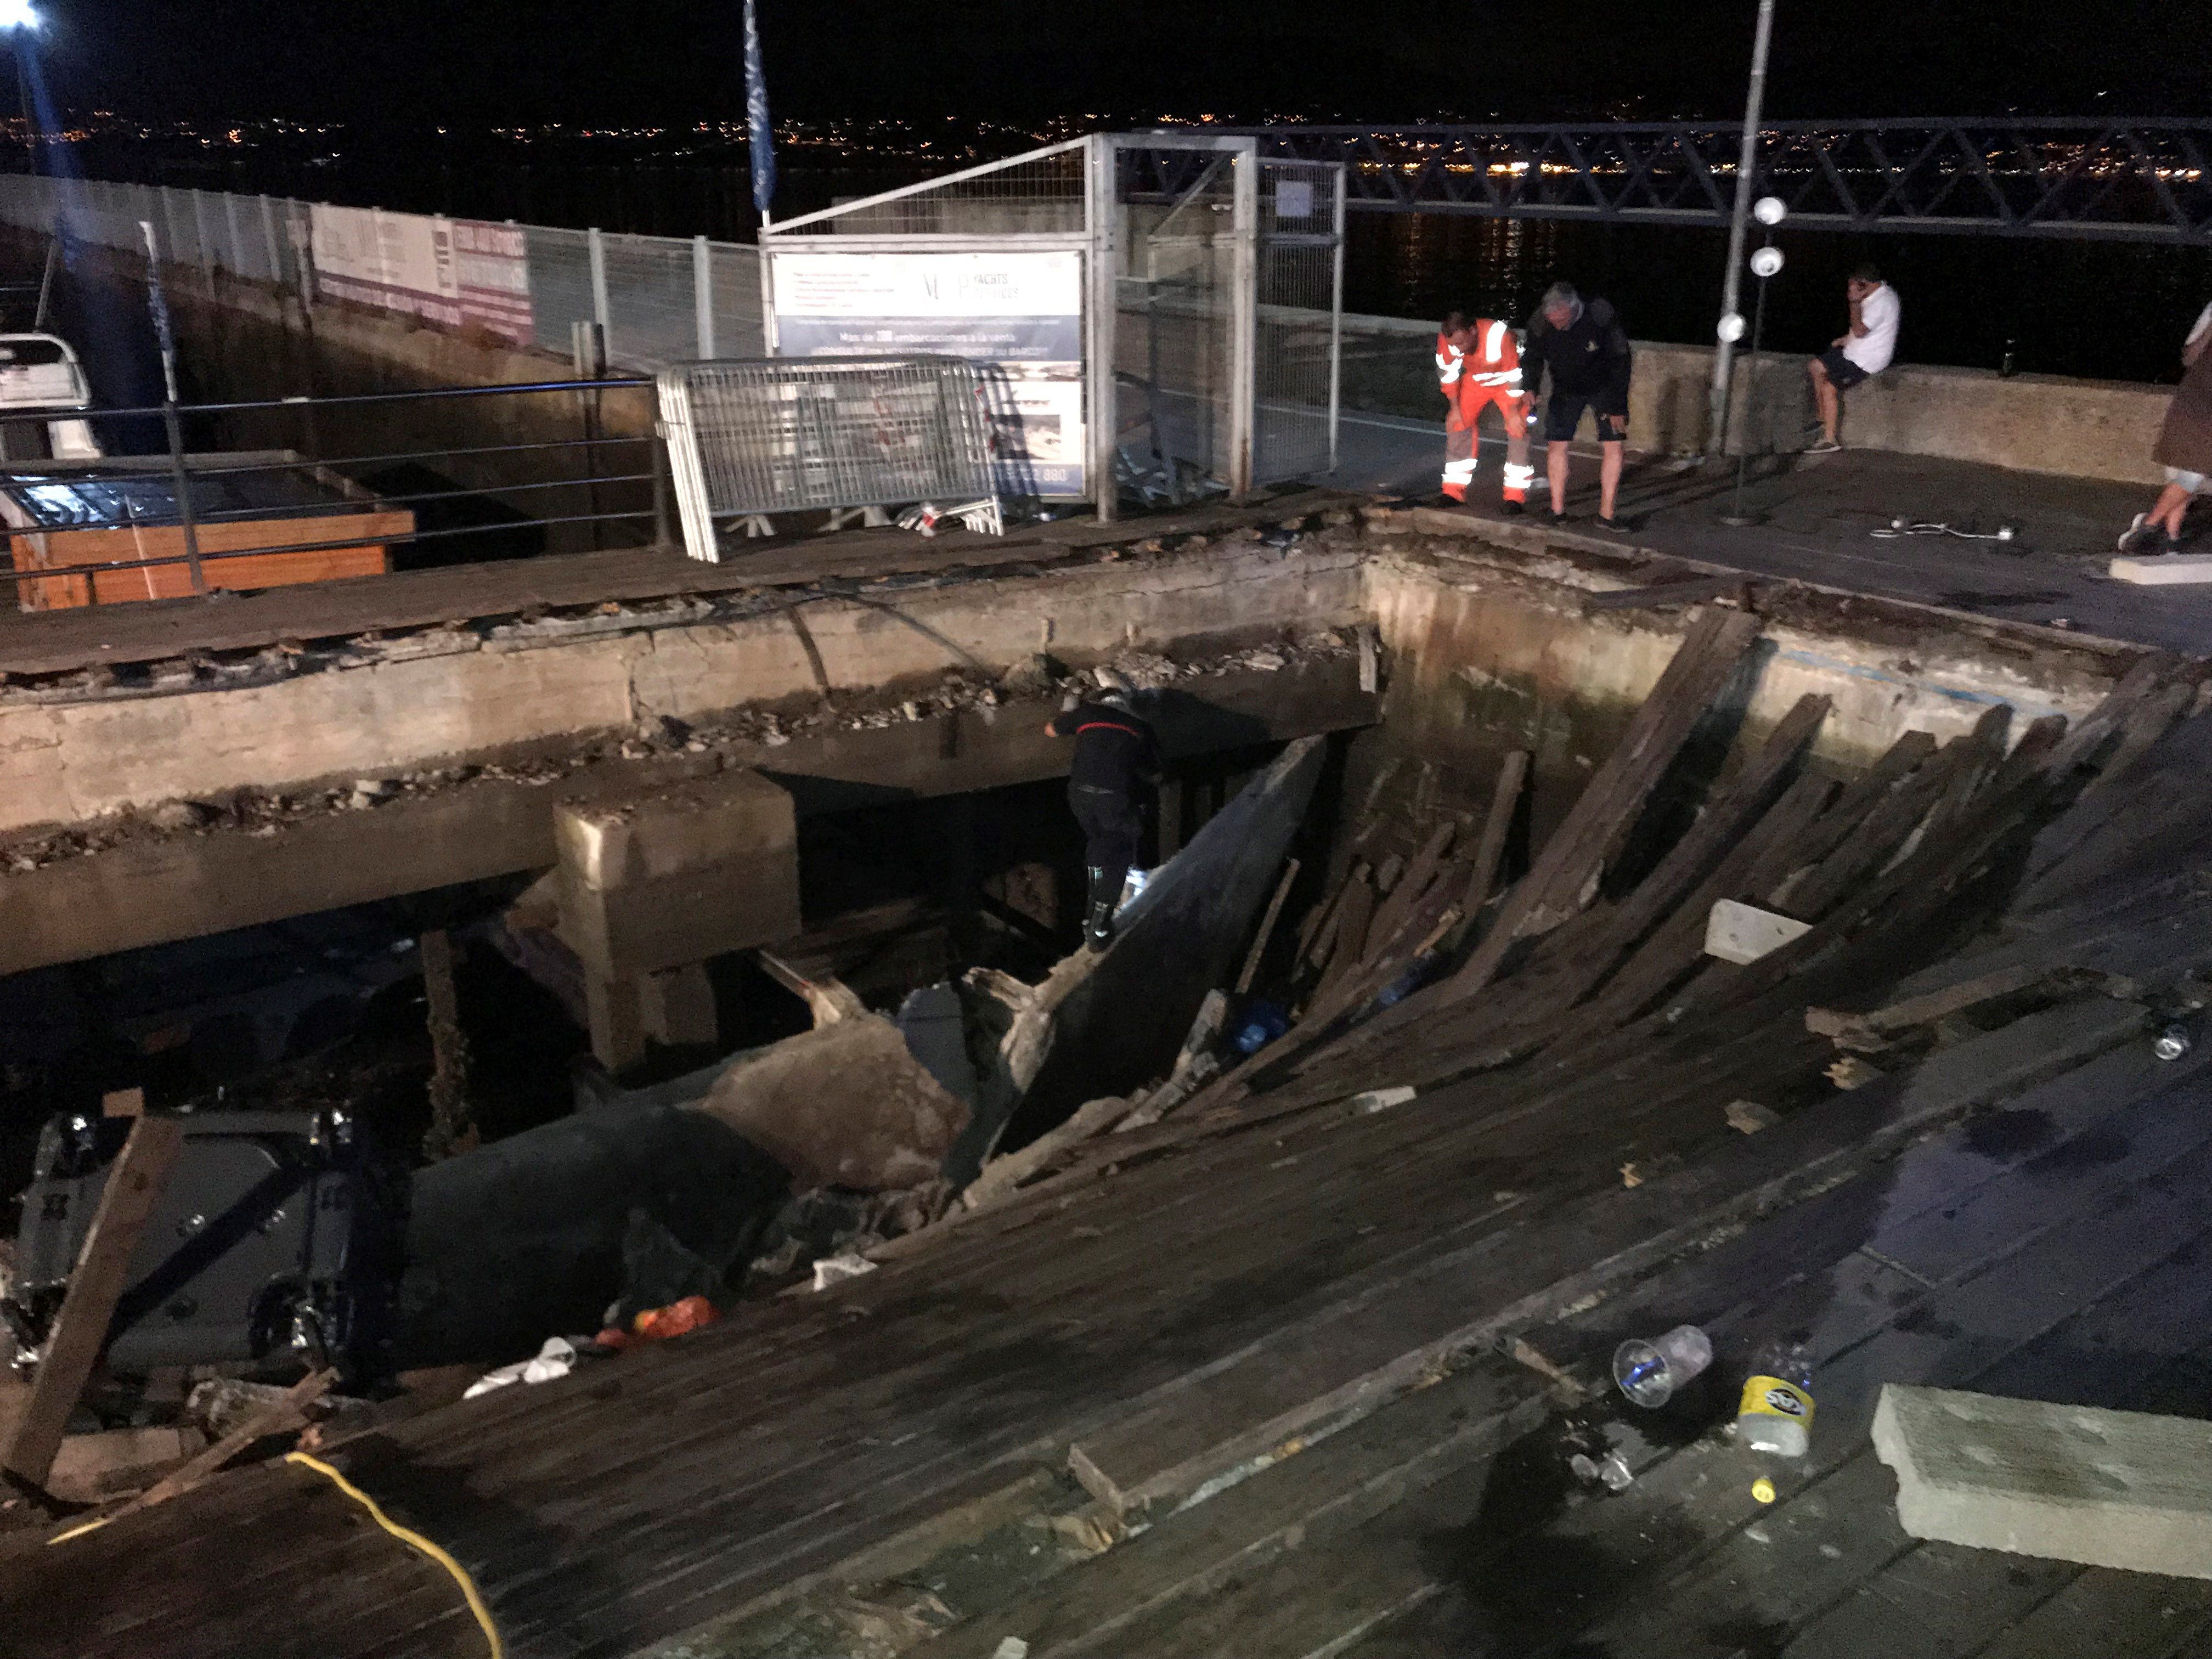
[9,605,2212,1659]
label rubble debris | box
[696,1013,970,1192]
[1705,897,1815,964]
[1724,1098,1782,1134]
[464,1338,580,1399]
[813,1252,878,1291]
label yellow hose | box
[283,1451,504,1659]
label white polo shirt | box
[1842,283,1901,376]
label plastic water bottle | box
[1612,1324,1713,1407]
[1737,1340,1816,1457]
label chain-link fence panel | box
[709,242,765,358]
[600,232,698,370]
[521,224,596,359]
[1254,160,1341,484]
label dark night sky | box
[31,1,2208,125]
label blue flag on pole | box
[742,0,776,223]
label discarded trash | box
[1737,1339,1817,1457]
[594,1295,720,1352]
[1751,1476,1777,1504]
[463,1336,578,1400]
[2154,1024,2193,1062]
[1118,867,1151,913]
[1570,1451,1635,1491]
[1231,1000,1290,1056]
[1726,1098,1782,1135]
[1613,1323,1713,1407]
[813,1251,880,1291]
[992,1639,1031,1659]
[1347,1086,1417,1115]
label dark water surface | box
[49,142,2212,384]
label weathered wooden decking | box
[9,617,2212,1659]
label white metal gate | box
[759,136,1344,522]
[1254,160,1346,484]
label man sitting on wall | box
[1805,264,1902,455]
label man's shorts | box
[2165,465,2209,495]
[1543,395,1629,445]
[1816,346,1872,391]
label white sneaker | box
[2118,512,2157,555]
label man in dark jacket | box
[1046,687,1160,947]
[1521,282,1633,532]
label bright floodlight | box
[0,1,40,29]
[1753,195,1787,227]
[1750,245,1786,279]
[1716,311,1747,344]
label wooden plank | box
[123,1369,337,1514]
[1805,961,2060,1045]
[1062,999,2143,1522]
[1459,606,1763,972]
[913,1359,1546,1659]
[1363,826,1452,965]
[1235,858,1302,994]
[3,1115,183,1489]
[1460,750,1529,917]
[1968,1567,2212,1659]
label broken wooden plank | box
[3,1114,184,1490]
[1234,857,1301,995]
[126,1368,337,1513]
[757,947,868,1026]
[1448,606,1763,992]
[1805,961,2062,1045]
[1363,825,1453,964]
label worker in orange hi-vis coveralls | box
[1435,312,1536,512]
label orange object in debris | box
[594,1295,719,1352]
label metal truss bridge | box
[1202,120,2212,243]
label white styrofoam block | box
[1704,898,1813,964]
[2110,554,2212,585]
[1874,1384,2212,1580]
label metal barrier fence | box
[658,357,998,561]
[0,379,661,608]
[0,173,766,373]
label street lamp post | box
[0,2,41,178]
[1719,197,1788,528]
[1706,0,1778,464]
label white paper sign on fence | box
[768,249,1086,498]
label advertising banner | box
[769,248,1086,497]
[309,206,534,348]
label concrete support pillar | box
[556,769,802,1073]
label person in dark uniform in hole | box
[1046,686,1160,949]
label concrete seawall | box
[1335,312,2174,487]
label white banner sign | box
[769,248,1086,497]
[310,206,534,347]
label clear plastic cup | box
[1612,1323,1714,1407]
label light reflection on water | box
[1345,211,2212,384]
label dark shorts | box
[1816,346,1872,391]
[1543,395,1629,445]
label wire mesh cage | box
[772,139,1090,238]
[658,354,1000,561]
[1254,160,1342,484]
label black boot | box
[1084,866,1116,950]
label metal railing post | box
[693,234,714,359]
[1085,134,1119,524]
[1328,164,1346,474]
[137,219,208,597]
[588,226,612,351]
[190,189,215,292]
[259,193,281,289]
[1227,148,1260,501]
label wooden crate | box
[9,509,408,610]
